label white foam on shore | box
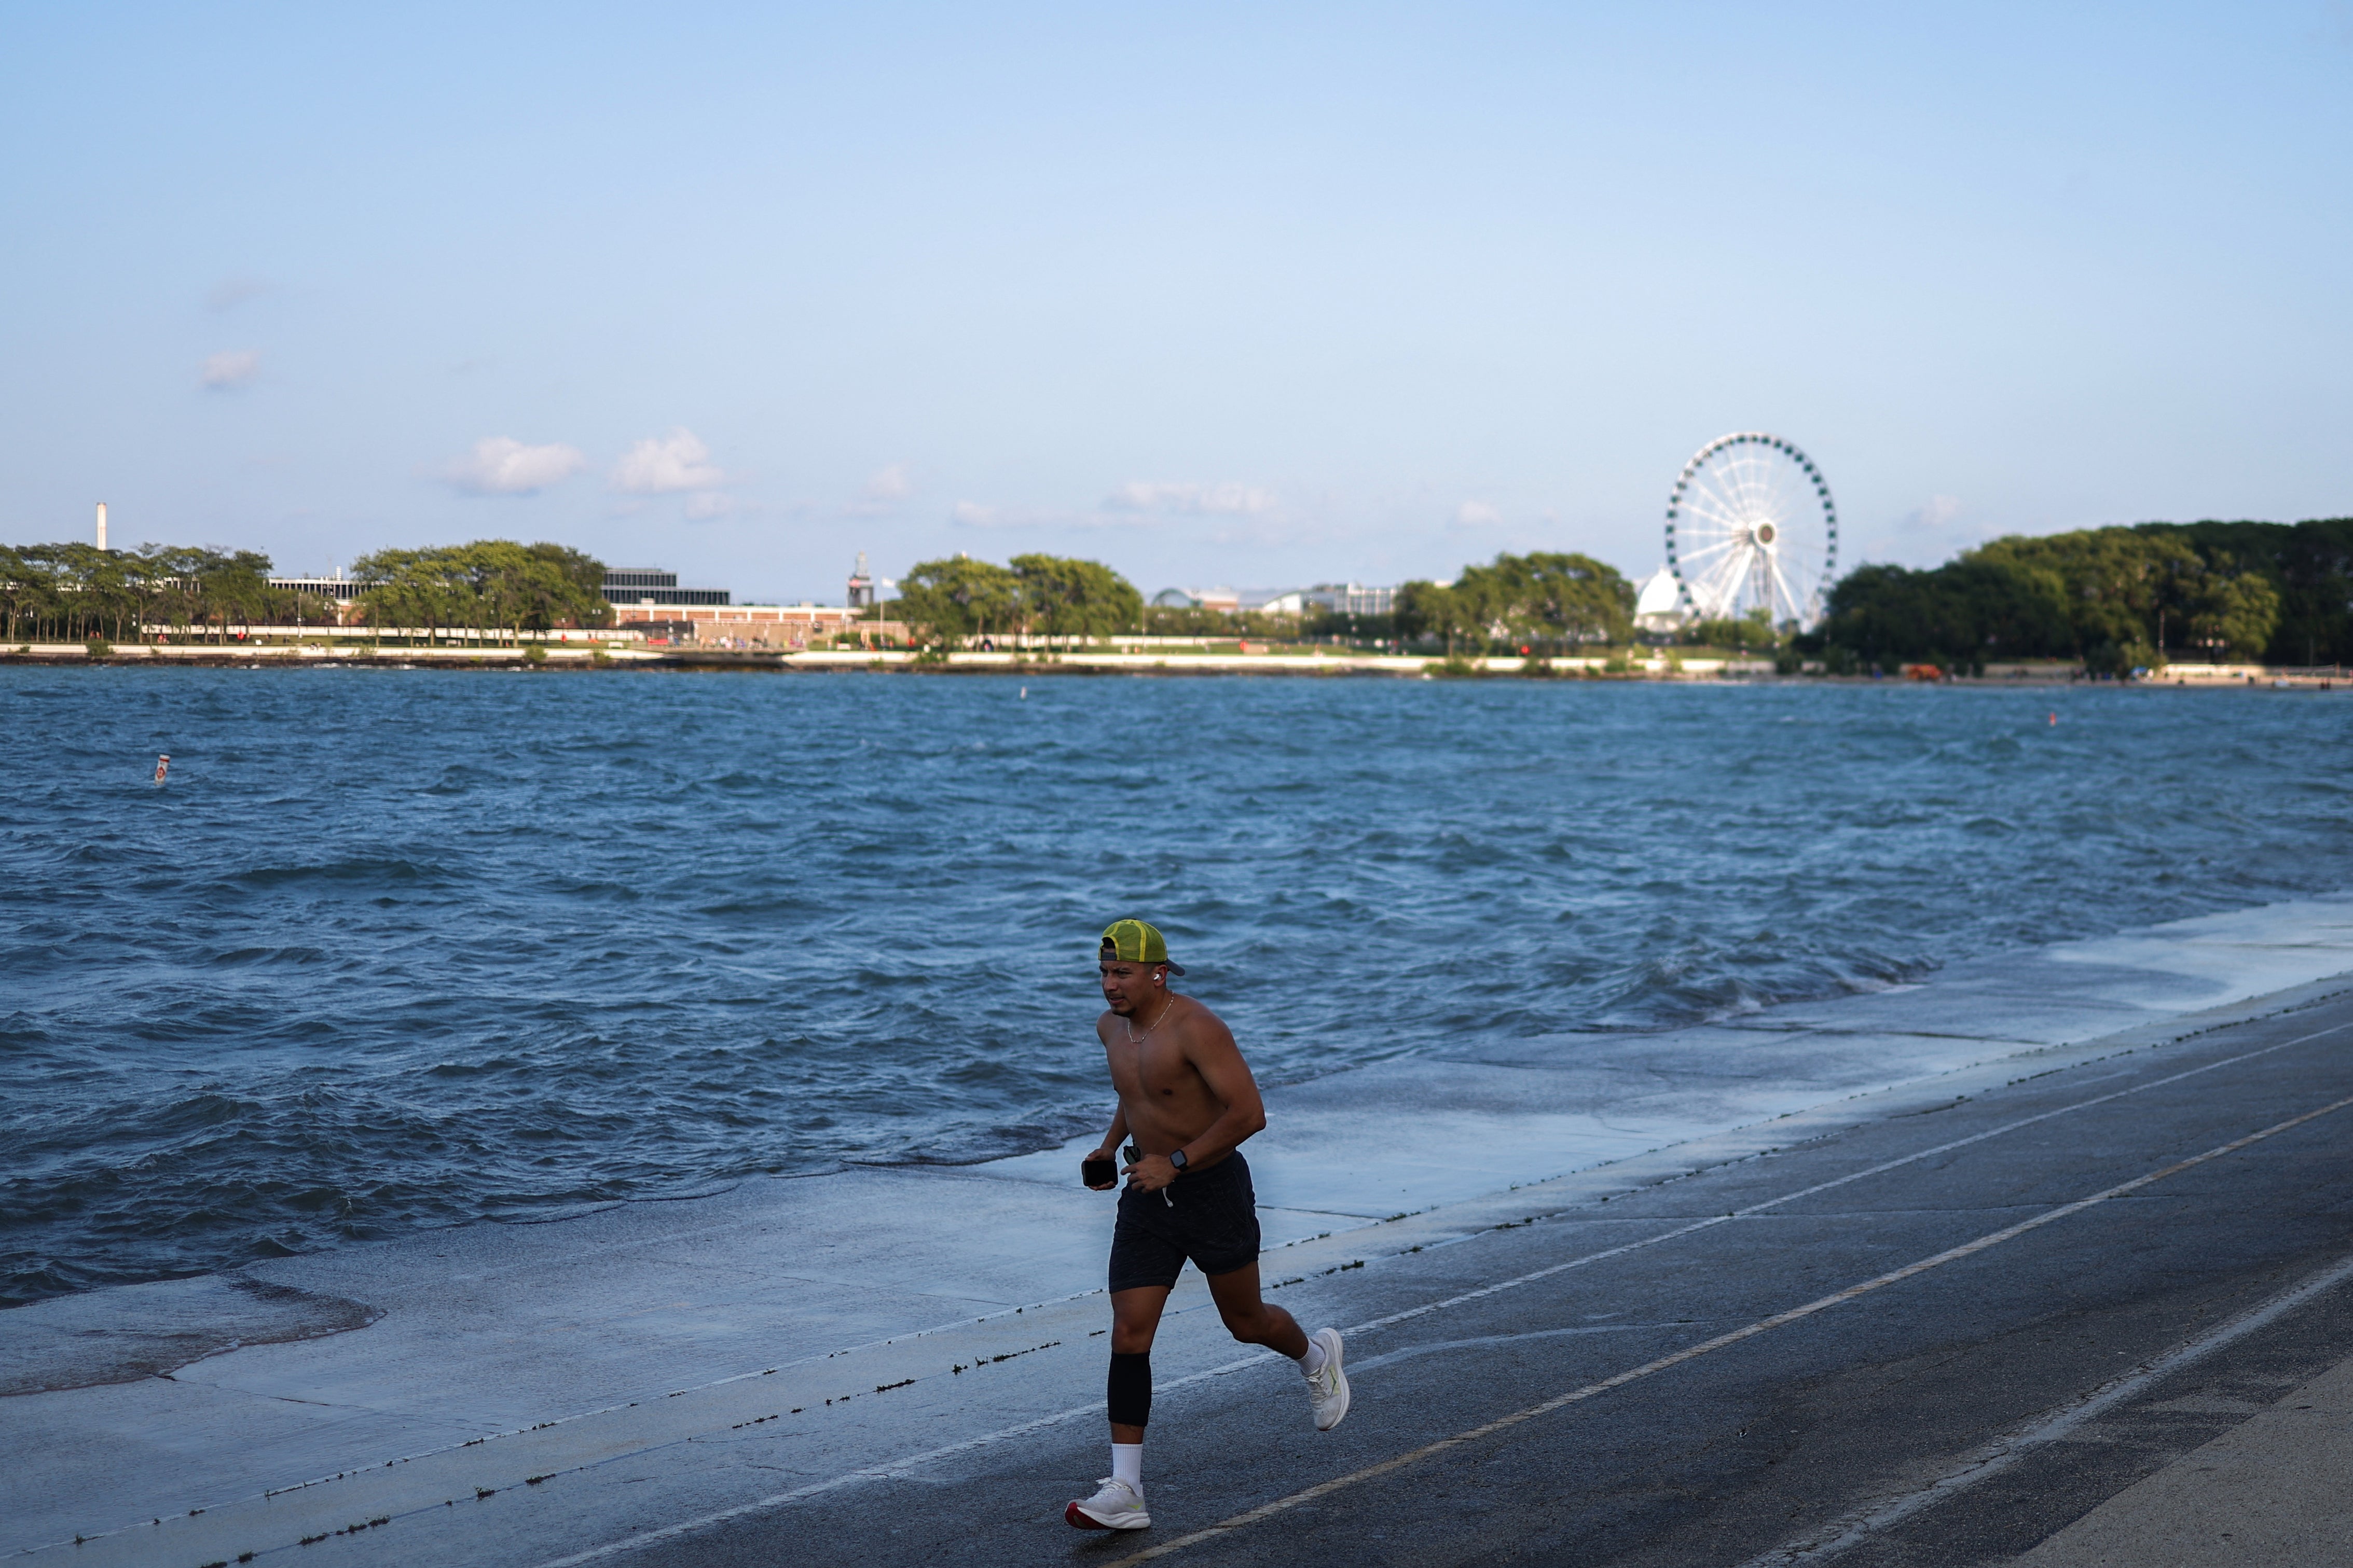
[6,895,2352,1563]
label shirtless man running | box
[1064,919,1350,1533]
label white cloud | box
[200,350,261,390]
[205,276,272,312]
[684,490,737,521]
[1905,494,1964,529]
[843,462,915,517]
[951,498,1131,531]
[952,482,1330,539]
[1104,480,1276,516]
[1454,500,1502,527]
[946,498,1109,531]
[440,436,588,496]
[611,428,726,494]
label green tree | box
[353,546,466,645]
[1823,557,2073,665]
[349,540,606,645]
[2187,566,2281,660]
[1397,552,1632,654]
[524,542,614,631]
[1483,552,1634,648]
[6,544,148,642]
[0,545,56,642]
[1011,553,1143,647]
[2161,518,2351,665]
[1685,608,1781,653]
[1393,580,1478,653]
[894,555,1022,646]
[1971,528,2197,662]
[204,549,278,642]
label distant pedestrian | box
[153,754,169,785]
[1065,919,1349,1533]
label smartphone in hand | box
[1081,1153,1117,1189]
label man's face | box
[1099,958,1165,1015]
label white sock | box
[1111,1442,1143,1492]
[1298,1336,1328,1377]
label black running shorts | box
[1108,1153,1263,1293]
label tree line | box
[349,542,609,643]
[0,543,297,644]
[890,553,1145,646]
[0,538,611,646]
[1392,552,1635,653]
[1816,520,2353,672]
[888,549,1642,654]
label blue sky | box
[3,3,2348,602]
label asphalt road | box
[631,984,2353,1568]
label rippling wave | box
[3,668,2347,1305]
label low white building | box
[1633,566,1685,634]
[1159,587,1246,614]
[1305,582,1396,616]
[1153,582,1397,618]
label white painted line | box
[1340,1021,2350,1341]
[518,1021,2347,1568]
[1735,1244,2353,1566]
[1344,1322,1675,1373]
[1098,1091,2353,1566]
[522,1360,1266,1568]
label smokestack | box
[95,502,108,551]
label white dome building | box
[1632,565,1685,636]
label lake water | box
[3,667,2347,1307]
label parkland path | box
[647,979,2353,1568]
[8,898,2353,1567]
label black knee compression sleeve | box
[1107,1351,1151,1428]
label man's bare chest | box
[1109,1037,1208,1105]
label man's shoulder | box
[1172,995,1234,1044]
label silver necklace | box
[1125,995,1177,1047]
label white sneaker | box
[1303,1326,1350,1431]
[1065,1476,1151,1531]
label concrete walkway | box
[5,898,2352,1565]
[2008,1348,2353,1566]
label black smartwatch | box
[1169,1148,1189,1172]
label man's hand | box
[1124,1153,1179,1192]
[1083,1148,1121,1190]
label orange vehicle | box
[1902,663,1944,682]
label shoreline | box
[6,894,2352,1561]
[0,644,2337,686]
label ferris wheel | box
[1663,433,1838,630]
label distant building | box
[1632,566,1684,634]
[1153,582,1396,617]
[603,568,730,607]
[1303,582,1395,616]
[847,552,875,610]
[603,566,886,646]
[607,600,905,648]
[269,573,363,605]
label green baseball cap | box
[1099,918,1186,975]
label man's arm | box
[1124,1017,1267,1191]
